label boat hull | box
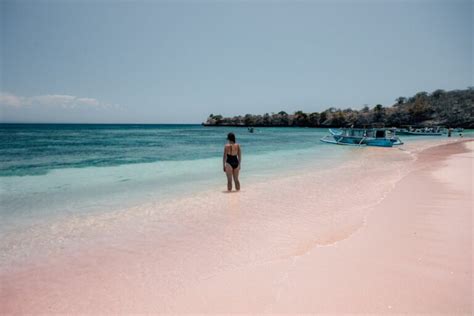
[320,135,398,147]
[365,138,394,147]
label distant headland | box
[203,88,474,128]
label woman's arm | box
[223,146,227,172]
[238,145,242,169]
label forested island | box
[203,88,474,128]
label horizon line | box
[0,122,204,125]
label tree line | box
[204,88,474,128]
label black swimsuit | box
[226,154,239,169]
[226,145,239,169]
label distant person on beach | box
[223,132,241,191]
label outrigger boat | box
[320,127,403,147]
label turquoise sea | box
[0,124,345,232]
[1,124,471,268]
[1,124,471,232]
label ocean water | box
[0,124,342,229]
[1,124,470,268]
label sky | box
[0,0,472,123]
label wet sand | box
[169,140,473,314]
[1,140,472,314]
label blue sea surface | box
[0,124,344,230]
[0,124,334,176]
[1,124,471,234]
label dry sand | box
[169,140,473,314]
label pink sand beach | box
[1,139,472,314]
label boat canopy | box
[339,128,391,138]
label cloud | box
[75,97,100,107]
[0,92,22,107]
[0,92,118,109]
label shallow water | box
[0,124,471,268]
[1,125,342,228]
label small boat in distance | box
[321,127,403,147]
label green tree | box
[331,110,347,127]
[395,97,406,105]
[213,114,223,125]
[244,114,255,126]
[431,89,445,99]
[373,104,385,122]
[319,111,328,126]
[408,99,431,123]
[308,112,320,127]
[263,113,271,126]
[293,110,308,126]
[415,91,428,100]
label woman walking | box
[223,132,241,191]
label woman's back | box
[225,143,239,156]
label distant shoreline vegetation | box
[203,88,474,128]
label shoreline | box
[177,139,473,313]
[1,139,472,313]
[164,139,473,313]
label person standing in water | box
[223,132,241,191]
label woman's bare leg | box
[225,163,233,191]
[232,168,240,191]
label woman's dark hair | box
[227,132,236,143]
